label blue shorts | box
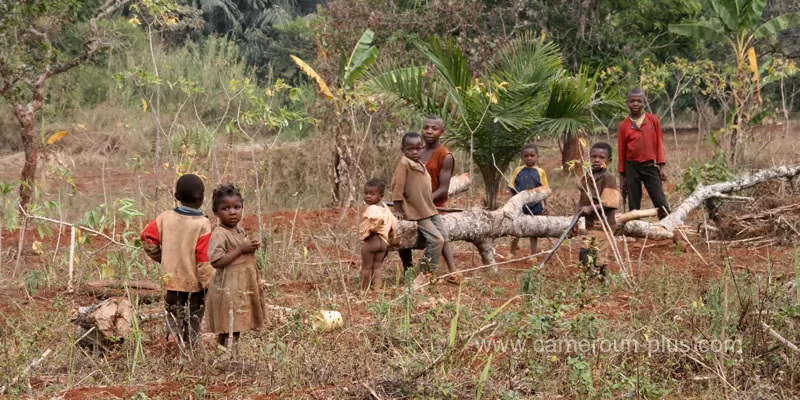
[522,203,544,216]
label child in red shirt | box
[140,174,214,349]
[617,88,671,219]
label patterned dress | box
[205,226,265,334]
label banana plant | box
[669,0,800,162]
[291,29,380,207]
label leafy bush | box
[680,151,735,194]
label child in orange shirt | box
[140,174,214,349]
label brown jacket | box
[578,169,620,229]
[141,207,215,292]
[391,156,437,221]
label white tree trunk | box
[448,173,471,198]
[618,164,800,239]
[389,188,584,271]
[388,165,800,269]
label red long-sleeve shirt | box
[617,113,666,174]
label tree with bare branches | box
[0,0,134,210]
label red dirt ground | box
[2,127,799,397]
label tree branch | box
[619,164,800,239]
[44,0,133,80]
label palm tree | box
[669,0,800,162]
[365,34,623,208]
[540,67,625,173]
[187,0,296,34]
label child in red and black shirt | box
[617,88,671,219]
[141,174,214,349]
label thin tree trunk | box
[669,97,679,148]
[479,166,501,210]
[13,104,38,210]
[147,25,162,218]
[249,143,264,241]
[781,77,790,140]
[561,135,585,174]
[0,218,4,275]
[694,95,702,156]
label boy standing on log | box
[392,132,446,290]
[618,87,671,219]
[140,174,215,349]
[399,115,460,284]
[573,143,620,276]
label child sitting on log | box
[358,179,396,293]
[399,115,460,284]
[572,142,620,277]
[506,143,549,257]
[392,132,447,290]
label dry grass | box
[1,99,800,398]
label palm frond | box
[539,67,624,139]
[493,32,561,96]
[249,5,292,29]
[362,64,455,120]
[191,0,242,31]
[413,36,472,99]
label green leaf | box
[752,13,800,39]
[668,23,728,42]
[475,353,494,400]
[341,29,379,89]
[711,0,740,31]
[448,282,462,349]
[414,36,472,101]
[747,109,772,127]
[363,65,451,118]
[538,68,625,140]
[743,0,767,29]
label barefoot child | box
[206,184,265,351]
[392,132,446,289]
[506,144,549,257]
[618,87,670,219]
[358,179,397,292]
[399,115,460,284]
[140,174,214,349]
[573,142,620,275]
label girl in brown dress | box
[206,184,265,351]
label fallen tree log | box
[448,173,470,198]
[389,187,585,272]
[618,164,800,239]
[72,297,164,355]
[83,280,162,303]
[389,164,800,270]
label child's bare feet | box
[412,272,434,290]
[445,273,462,285]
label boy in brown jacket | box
[573,142,620,276]
[141,174,214,349]
[399,115,459,284]
[392,132,446,290]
